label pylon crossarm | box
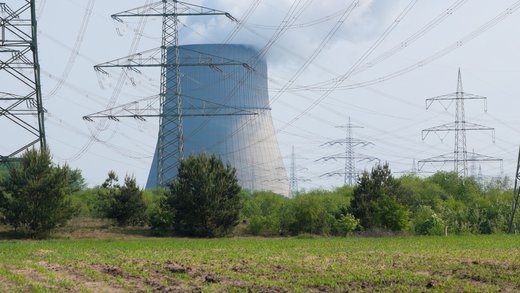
[94,48,162,70]
[419,152,501,164]
[316,154,378,162]
[424,122,494,132]
[466,152,503,162]
[181,94,263,116]
[94,47,248,70]
[110,1,235,22]
[357,155,379,163]
[315,156,339,162]
[418,153,453,164]
[425,93,487,109]
[320,170,344,178]
[82,94,261,121]
[322,139,373,147]
[0,92,26,100]
[82,95,161,121]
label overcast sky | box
[3,0,520,190]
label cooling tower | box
[146,44,289,196]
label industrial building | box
[146,44,289,196]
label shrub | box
[335,213,359,236]
[413,205,445,236]
[98,172,148,226]
[280,193,350,236]
[241,192,286,235]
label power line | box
[65,0,153,162]
[46,0,96,98]
[214,0,418,158]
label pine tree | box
[162,153,242,237]
[0,149,74,238]
[350,163,409,231]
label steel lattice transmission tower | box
[289,146,297,196]
[318,117,377,186]
[508,146,520,233]
[0,0,46,162]
[84,1,240,186]
[288,146,310,197]
[419,69,502,177]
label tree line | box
[0,149,516,238]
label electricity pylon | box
[83,1,242,186]
[0,0,46,162]
[289,146,297,196]
[419,69,502,177]
[508,146,520,233]
[477,165,483,186]
[289,146,310,197]
[317,117,377,186]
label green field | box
[0,235,519,292]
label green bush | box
[242,192,287,236]
[280,193,350,236]
[69,188,101,218]
[335,213,359,236]
[0,164,8,180]
[239,187,352,237]
[413,206,445,236]
[97,171,148,227]
[241,192,286,235]
[373,194,410,232]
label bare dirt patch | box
[0,275,17,292]
[37,261,123,292]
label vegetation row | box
[0,149,515,238]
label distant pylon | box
[318,117,377,186]
[0,0,46,162]
[419,69,502,177]
[343,117,356,186]
[290,146,297,196]
[454,69,467,176]
[477,165,483,186]
[288,146,310,197]
[470,149,477,177]
[411,159,418,175]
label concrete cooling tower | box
[146,44,289,196]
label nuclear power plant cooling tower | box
[146,44,289,196]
